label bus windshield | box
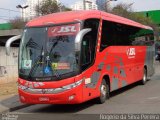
[19,23,80,81]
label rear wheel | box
[96,79,109,104]
[140,68,147,85]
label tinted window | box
[100,20,154,51]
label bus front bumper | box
[18,83,83,104]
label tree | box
[110,3,156,25]
[35,0,71,16]
[109,3,159,40]
[9,17,26,29]
[110,3,133,18]
[60,5,72,11]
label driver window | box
[81,35,92,65]
[81,19,99,71]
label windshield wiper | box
[28,46,44,79]
[28,46,61,80]
[47,40,62,79]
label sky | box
[0,0,160,23]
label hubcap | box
[143,70,147,82]
[101,84,107,97]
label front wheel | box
[96,79,109,104]
[140,68,147,85]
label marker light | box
[69,95,75,101]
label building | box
[0,29,22,84]
[96,0,106,11]
[70,0,98,10]
[0,23,12,30]
[140,10,160,27]
[23,0,59,20]
[0,47,19,84]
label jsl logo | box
[127,48,136,59]
[51,26,77,33]
[58,26,77,33]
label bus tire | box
[140,68,147,85]
[96,79,109,104]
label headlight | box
[18,79,83,94]
[62,80,83,90]
[18,84,28,90]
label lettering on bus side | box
[127,48,136,59]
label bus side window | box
[100,20,155,50]
[131,29,154,46]
[100,20,114,51]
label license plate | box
[39,97,49,102]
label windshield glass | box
[19,23,80,81]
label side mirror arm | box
[5,35,21,56]
[75,28,92,51]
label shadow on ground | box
[30,81,141,113]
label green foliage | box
[35,0,71,16]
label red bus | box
[6,10,155,104]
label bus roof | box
[26,10,152,30]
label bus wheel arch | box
[144,65,147,75]
[103,75,110,93]
[96,75,110,104]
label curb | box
[1,104,32,113]
[10,104,32,112]
[0,95,32,113]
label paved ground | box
[1,62,160,120]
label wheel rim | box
[143,70,147,82]
[101,84,107,98]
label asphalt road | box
[4,61,160,120]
